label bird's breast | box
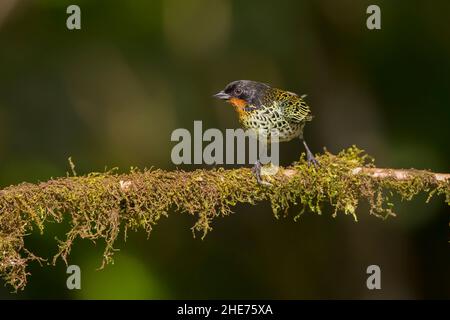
[237,105,303,142]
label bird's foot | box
[306,150,319,166]
[252,161,272,186]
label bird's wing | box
[279,94,313,123]
[285,90,308,99]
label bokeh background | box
[0,0,449,299]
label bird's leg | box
[302,139,319,166]
[251,160,272,186]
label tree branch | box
[0,147,449,291]
[349,167,450,182]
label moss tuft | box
[0,146,448,290]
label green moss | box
[0,146,448,291]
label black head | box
[213,80,271,107]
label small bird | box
[213,80,318,184]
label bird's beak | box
[213,91,231,100]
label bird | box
[213,80,318,184]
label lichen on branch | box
[0,146,449,291]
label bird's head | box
[213,80,270,109]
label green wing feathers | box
[275,89,313,123]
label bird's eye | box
[234,88,243,95]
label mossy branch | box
[0,146,449,291]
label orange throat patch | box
[229,97,248,117]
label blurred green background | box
[0,0,449,299]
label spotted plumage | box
[214,80,313,142]
[214,80,319,184]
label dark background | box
[0,0,449,299]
